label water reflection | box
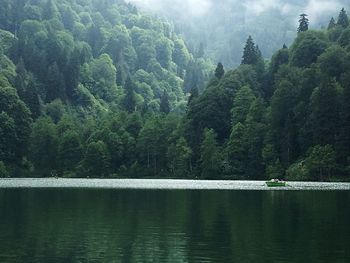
[0,189,349,262]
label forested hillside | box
[0,0,212,177]
[0,1,350,181]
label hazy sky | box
[129,0,345,23]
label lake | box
[0,179,350,262]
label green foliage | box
[28,117,58,176]
[290,31,328,68]
[122,77,137,113]
[58,130,83,174]
[167,137,192,177]
[200,129,221,179]
[287,145,336,181]
[309,80,341,146]
[83,141,110,177]
[0,86,32,164]
[231,86,256,126]
[0,161,9,178]
[214,63,224,79]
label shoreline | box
[1,178,350,191]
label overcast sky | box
[129,0,345,23]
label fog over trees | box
[129,0,349,66]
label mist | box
[128,0,348,67]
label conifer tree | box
[123,77,137,113]
[328,17,336,30]
[160,90,170,114]
[214,62,225,79]
[298,14,309,33]
[242,36,258,65]
[337,8,349,28]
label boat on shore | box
[266,179,286,187]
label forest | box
[0,0,350,181]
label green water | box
[0,189,349,262]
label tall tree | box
[337,8,349,28]
[83,141,110,177]
[46,63,66,103]
[122,77,137,113]
[242,36,259,65]
[200,128,221,178]
[298,14,309,33]
[214,62,225,79]
[328,17,336,30]
[160,90,170,114]
[309,79,341,146]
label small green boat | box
[266,180,286,187]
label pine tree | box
[328,17,336,30]
[242,36,258,65]
[337,8,349,28]
[160,90,170,114]
[123,77,137,113]
[298,14,309,33]
[214,62,225,79]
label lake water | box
[0,179,350,262]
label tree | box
[58,130,82,174]
[167,137,192,177]
[287,145,337,181]
[226,122,247,178]
[337,8,349,28]
[309,79,341,146]
[24,77,41,119]
[328,17,336,30]
[242,36,259,65]
[231,86,256,126]
[215,62,225,79]
[200,129,221,178]
[46,63,66,103]
[0,161,9,178]
[290,31,328,68]
[0,112,16,164]
[0,86,32,164]
[84,141,110,177]
[29,117,58,176]
[123,77,137,113]
[298,14,309,33]
[160,90,170,114]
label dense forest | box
[0,0,350,181]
